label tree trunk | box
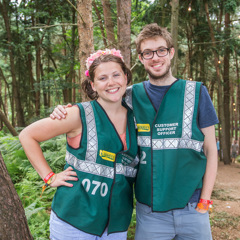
[161,0,166,27]
[93,1,107,48]
[40,62,48,111]
[217,90,223,162]
[26,45,35,118]
[199,43,205,84]
[170,0,179,76]
[204,2,229,164]
[32,4,51,113]
[47,54,51,107]
[0,75,5,131]
[101,0,116,48]
[70,4,77,103]
[235,48,240,150]
[61,25,69,103]
[0,80,2,125]
[0,67,8,116]
[186,25,193,79]
[77,0,94,101]
[0,152,33,239]
[230,81,235,139]
[0,109,18,136]
[4,83,8,115]
[223,12,231,163]
[117,0,131,68]
[0,0,25,127]
[35,45,41,116]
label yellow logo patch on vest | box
[137,124,150,132]
[99,150,116,162]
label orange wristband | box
[197,199,213,211]
[197,202,210,210]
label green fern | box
[1,134,66,239]
[25,202,45,220]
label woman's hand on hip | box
[50,166,78,187]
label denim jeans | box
[135,202,212,240]
[49,211,127,240]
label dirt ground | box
[211,161,240,240]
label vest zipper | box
[104,152,117,236]
[149,79,179,211]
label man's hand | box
[50,103,72,119]
[195,206,208,214]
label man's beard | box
[146,63,171,81]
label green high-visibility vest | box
[52,100,139,236]
[125,79,207,212]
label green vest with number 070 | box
[125,79,207,212]
[51,100,139,236]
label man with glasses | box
[51,23,218,240]
[125,23,218,240]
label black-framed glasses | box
[141,47,171,60]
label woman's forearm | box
[19,129,52,180]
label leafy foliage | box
[0,133,66,239]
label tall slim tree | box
[93,1,107,47]
[0,0,25,126]
[223,11,231,161]
[117,0,131,68]
[101,0,116,48]
[77,0,94,101]
[70,3,77,103]
[235,47,240,143]
[170,0,179,76]
[204,1,230,164]
[0,67,9,116]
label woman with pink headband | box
[19,49,139,240]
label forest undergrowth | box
[0,131,65,239]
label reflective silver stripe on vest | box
[127,154,140,168]
[138,136,151,147]
[66,151,113,178]
[179,138,203,151]
[152,138,203,152]
[182,81,196,139]
[82,102,98,162]
[66,151,137,178]
[137,81,203,152]
[125,86,133,110]
[116,163,137,178]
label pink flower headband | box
[85,49,124,77]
